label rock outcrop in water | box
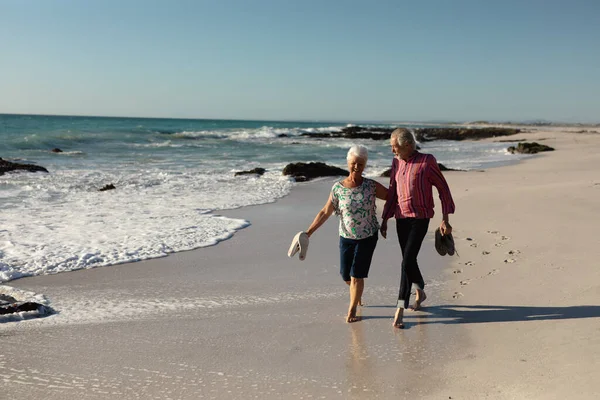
[507,142,554,154]
[283,162,348,182]
[0,158,49,176]
[301,126,393,140]
[413,127,521,142]
[299,126,520,142]
[234,168,266,176]
[99,183,116,191]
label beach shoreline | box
[2,126,600,399]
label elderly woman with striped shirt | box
[380,128,456,329]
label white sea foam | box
[0,168,292,283]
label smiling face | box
[390,137,414,161]
[347,155,366,178]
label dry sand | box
[1,127,599,399]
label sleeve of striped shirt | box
[382,158,399,220]
[426,155,456,215]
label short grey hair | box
[346,144,368,162]
[391,128,416,148]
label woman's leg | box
[345,280,362,306]
[347,277,364,323]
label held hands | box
[440,220,452,236]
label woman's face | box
[347,155,366,178]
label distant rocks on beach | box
[507,142,555,154]
[0,158,49,176]
[283,162,348,182]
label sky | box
[1,0,599,122]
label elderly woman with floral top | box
[306,145,388,323]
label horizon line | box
[1,112,598,126]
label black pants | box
[396,218,430,309]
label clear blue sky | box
[1,0,599,122]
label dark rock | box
[51,148,63,153]
[283,162,348,181]
[277,134,289,138]
[99,184,116,191]
[414,127,520,142]
[234,167,266,176]
[301,126,394,141]
[0,294,18,305]
[298,125,520,142]
[381,168,392,177]
[438,163,461,171]
[507,142,555,154]
[0,301,46,315]
[0,158,49,176]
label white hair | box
[347,144,368,162]
[391,128,416,148]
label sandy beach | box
[2,127,600,399]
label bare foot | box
[392,308,404,329]
[346,307,361,323]
[409,289,427,311]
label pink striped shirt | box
[382,152,455,220]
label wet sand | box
[2,126,600,399]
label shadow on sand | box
[409,304,600,325]
[360,304,600,325]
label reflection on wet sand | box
[346,321,377,398]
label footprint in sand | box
[501,235,510,241]
[507,250,520,255]
[494,242,504,247]
[464,261,474,266]
[482,251,490,255]
[460,280,470,286]
[487,230,499,234]
[470,243,478,248]
[453,269,462,274]
[452,292,463,299]
[487,269,499,276]
[504,258,516,263]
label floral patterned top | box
[331,178,379,240]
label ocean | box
[0,114,526,283]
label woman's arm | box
[306,193,335,237]
[375,181,388,200]
[381,158,399,221]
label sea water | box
[0,114,525,282]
